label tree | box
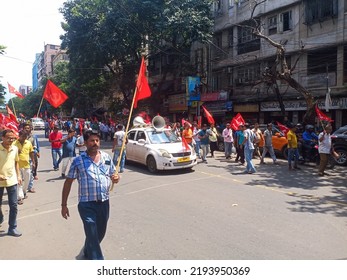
[249,0,315,124]
[0,45,7,107]
[59,0,214,115]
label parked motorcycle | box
[299,144,336,169]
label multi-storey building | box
[32,53,40,91]
[18,85,32,97]
[191,0,346,128]
[35,44,60,88]
[52,49,69,71]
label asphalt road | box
[0,130,346,260]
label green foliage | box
[0,83,5,107]
[0,45,6,106]
[59,0,214,114]
[0,45,6,55]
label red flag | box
[43,80,68,108]
[0,113,19,137]
[6,105,19,124]
[7,83,24,99]
[315,104,333,122]
[276,121,290,136]
[230,113,245,131]
[182,135,190,151]
[134,57,151,108]
[202,106,215,124]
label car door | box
[133,130,148,163]
[126,130,137,161]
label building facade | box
[192,0,346,128]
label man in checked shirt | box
[61,130,120,260]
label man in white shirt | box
[222,123,233,159]
[242,123,256,174]
[318,124,332,176]
[112,124,127,173]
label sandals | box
[18,199,24,205]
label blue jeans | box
[78,200,110,260]
[51,148,63,169]
[244,148,256,173]
[288,148,299,167]
[200,144,209,161]
[194,141,201,157]
[224,142,233,157]
[0,184,18,231]
[113,149,126,172]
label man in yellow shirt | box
[287,123,301,171]
[13,130,35,204]
[0,129,23,237]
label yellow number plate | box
[178,157,190,162]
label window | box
[136,131,146,141]
[128,131,136,141]
[214,0,223,16]
[235,64,260,85]
[304,0,338,25]
[237,20,260,54]
[280,11,292,32]
[228,28,234,47]
[268,16,277,35]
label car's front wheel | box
[334,147,347,166]
[146,155,157,173]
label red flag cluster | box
[134,57,151,108]
[43,80,68,108]
[7,83,24,99]
[315,104,333,122]
[230,113,245,131]
[0,113,19,137]
[6,105,18,124]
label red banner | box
[230,113,245,131]
[276,121,290,136]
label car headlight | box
[158,149,171,158]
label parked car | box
[258,124,289,159]
[331,125,347,166]
[30,117,45,130]
[126,125,197,173]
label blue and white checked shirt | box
[67,150,115,202]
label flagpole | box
[36,95,45,118]
[10,98,17,118]
[110,87,138,191]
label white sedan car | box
[126,127,197,173]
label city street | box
[0,130,346,260]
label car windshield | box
[147,130,179,144]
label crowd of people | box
[0,114,337,259]
[179,120,336,176]
[0,115,123,260]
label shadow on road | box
[213,154,347,220]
